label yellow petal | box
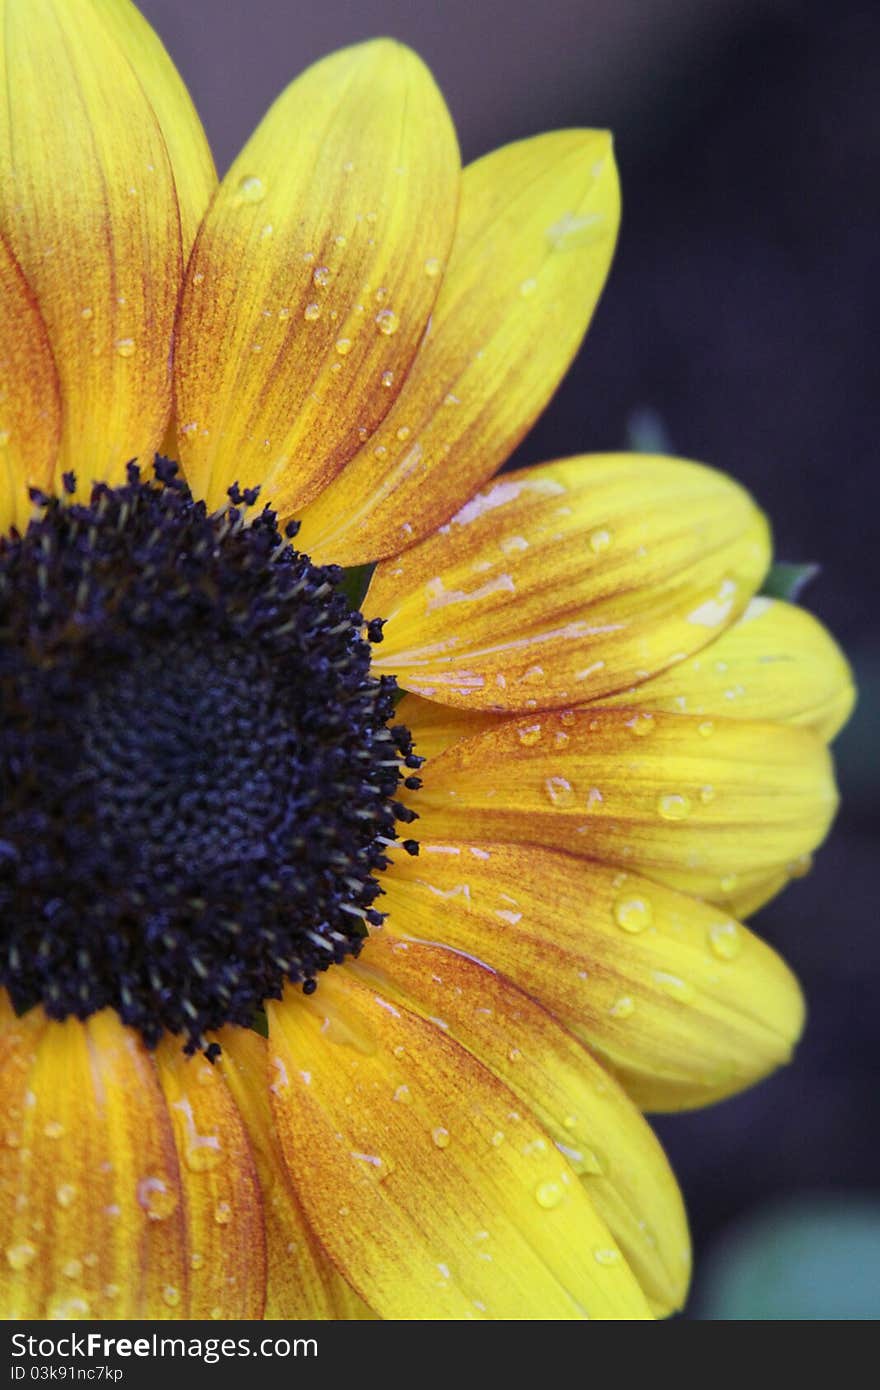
[297,131,620,565]
[399,691,497,761]
[381,844,805,1112]
[355,926,690,1313]
[174,40,459,515]
[154,1040,267,1317]
[268,975,652,1319]
[0,1000,188,1319]
[0,233,60,532]
[588,596,855,742]
[414,708,837,902]
[216,1025,373,1319]
[366,455,770,710]
[90,0,217,259]
[0,0,185,490]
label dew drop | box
[626,712,654,738]
[720,874,738,894]
[335,337,353,356]
[80,306,93,320]
[62,1258,82,1280]
[103,1283,119,1301]
[699,784,716,804]
[698,720,715,738]
[190,1251,205,1271]
[431,1126,451,1150]
[6,1241,36,1271]
[657,793,692,821]
[136,1176,178,1222]
[609,995,635,1019]
[519,277,537,297]
[589,528,613,554]
[593,1246,621,1266]
[534,1180,564,1209]
[613,893,653,933]
[43,1119,64,1139]
[313,265,331,288]
[381,369,395,388]
[48,1296,90,1319]
[236,175,266,204]
[652,970,695,1002]
[424,257,442,278]
[393,1084,412,1105]
[213,1200,233,1225]
[544,775,574,807]
[114,338,135,358]
[516,723,542,747]
[303,302,321,322]
[708,919,742,960]
[375,308,399,336]
[56,1183,77,1209]
[162,1284,181,1308]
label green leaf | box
[336,562,375,609]
[760,561,820,602]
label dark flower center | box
[0,461,419,1053]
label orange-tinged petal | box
[90,0,218,259]
[0,233,60,532]
[381,844,805,1112]
[0,1000,188,1319]
[355,929,690,1312]
[174,40,459,515]
[414,708,837,901]
[365,455,770,710]
[268,974,652,1319]
[297,131,620,566]
[588,596,855,742]
[0,0,182,488]
[154,1039,266,1318]
[399,691,497,761]
[216,1026,372,1319]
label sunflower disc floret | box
[0,461,419,1053]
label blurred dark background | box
[139,0,880,1317]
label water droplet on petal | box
[589,527,613,554]
[535,1180,564,1209]
[424,257,442,278]
[335,337,353,356]
[213,1200,233,1225]
[393,1084,412,1104]
[236,175,266,204]
[544,775,574,807]
[136,1176,178,1222]
[381,369,395,388]
[432,1126,451,1149]
[516,723,542,747]
[609,995,635,1019]
[593,1246,621,1266]
[114,338,135,358]
[708,919,742,960]
[56,1183,77,1208]
[626,712,654,738]
[6,1241,36,1270]
[613,894,653,933]
[652,970,695,1002]
[657,793,692,821]
[375,308,399,336]
[303,302,321,322]
[698,720,715,738]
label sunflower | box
[0,0,854,1323]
